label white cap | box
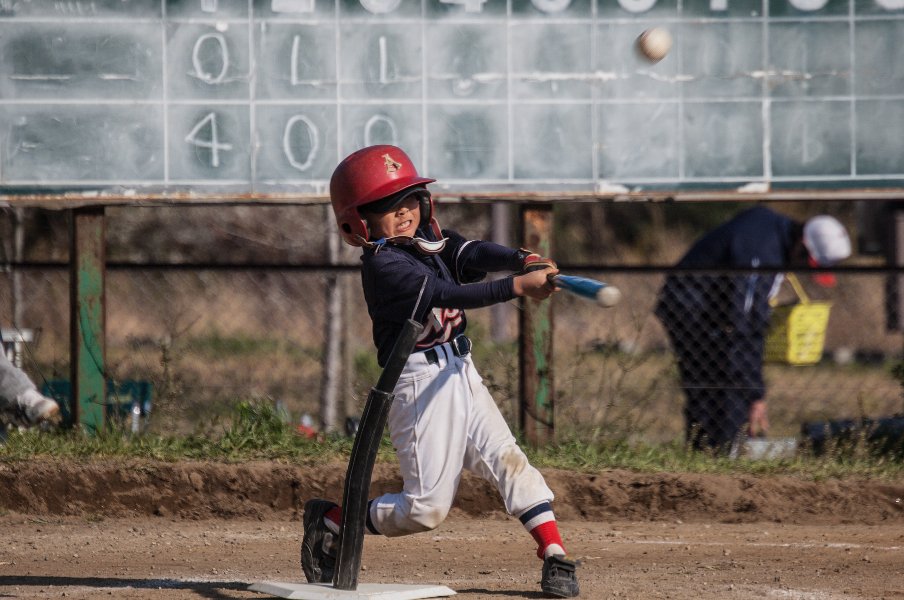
[803,215,851,266]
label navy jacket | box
[655,206,799,399]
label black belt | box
[423,334,471,365]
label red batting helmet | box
[330,145,437,247]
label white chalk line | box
[429,534,901,552]
[625,539,902,551]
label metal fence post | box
[69,207,106,432]
[519,204,555,446]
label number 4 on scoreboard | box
[184,112,233,168]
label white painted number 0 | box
[192,33,229,84]
[283,115,320,172]
[364,115,399,147]
[530,0,572,13]
[788,0,829,10]
[439,0,489,14]
[359,0,402,14]
[617,0,657,12]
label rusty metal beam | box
[518,205,555,447]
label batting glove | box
[520,251,557,274]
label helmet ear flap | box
[419,192,442,239]
[338,210,371,247]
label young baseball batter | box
[301,145,580,598]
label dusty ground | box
[0,460,902,599]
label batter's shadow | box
[0,575,247,599]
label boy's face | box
[365,196,420,239]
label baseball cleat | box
[5,390,60,428]
[541,554,580,598]
[301,499,338,584]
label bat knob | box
[597,285,622,308]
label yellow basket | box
[764,273,831,366]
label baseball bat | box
[549,274,622,307]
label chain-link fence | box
[551,269,903,457]
[0,204,901,451]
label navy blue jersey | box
[361,228,524,366]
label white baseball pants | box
[369,341,554,537]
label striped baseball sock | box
[519,501,566,559]
[323,502,381,536]
[324,505,342,534]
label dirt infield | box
[0,460,902,599]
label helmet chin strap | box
[361,235,448,255]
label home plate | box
[248,581,456,599]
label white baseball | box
[596,285,622,308]
[636,27,672,64]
